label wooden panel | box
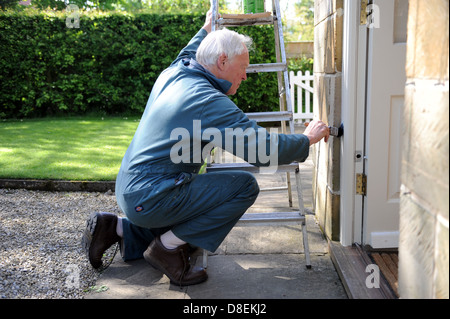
[371,252,399,297]
[329,241,385,298]
[329,241,397,299]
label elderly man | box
[82,10,329,286]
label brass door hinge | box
[356,173,367,195]
[360,0,369,25]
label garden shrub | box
[0,10,279,118]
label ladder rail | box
[273,0,294,135]
[211,0,218,32]
[269,1,294,206]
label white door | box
[362,0,408,248]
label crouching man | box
[82,9,329,286]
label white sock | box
[160,230,186,250]
[116,217,123,238]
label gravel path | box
[0,188,123,299]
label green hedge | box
[0,10,279,118]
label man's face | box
[220,48,250,95]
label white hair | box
[196,28,253,67]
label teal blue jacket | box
[116,28,310,195]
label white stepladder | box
[202,0,312,269]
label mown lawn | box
[0,116,140,181]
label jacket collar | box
[182,58,232,95]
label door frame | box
[340,0,367,246]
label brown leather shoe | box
[143,236,208,286]
[81,212,120,269]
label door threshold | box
[328,240,398,299]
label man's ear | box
[217,53,228,71]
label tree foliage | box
[283,0,314,42]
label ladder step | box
[246,111,292,122]
[238,212,305,225]
[218,12,273,27]
[260,186,288,192]
[207,162,299,174]
[247,63,287,73]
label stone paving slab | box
[86,251,346,299]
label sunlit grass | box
[0,116,140,181]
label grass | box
[0,116,141,181]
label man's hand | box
[303,120,330,145]
[202,9,213,33]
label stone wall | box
[312,0,343,240]
[285,42,314,59]
[399,0,449,299]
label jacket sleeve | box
[171,28,208,66]
[201,95,310,167]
